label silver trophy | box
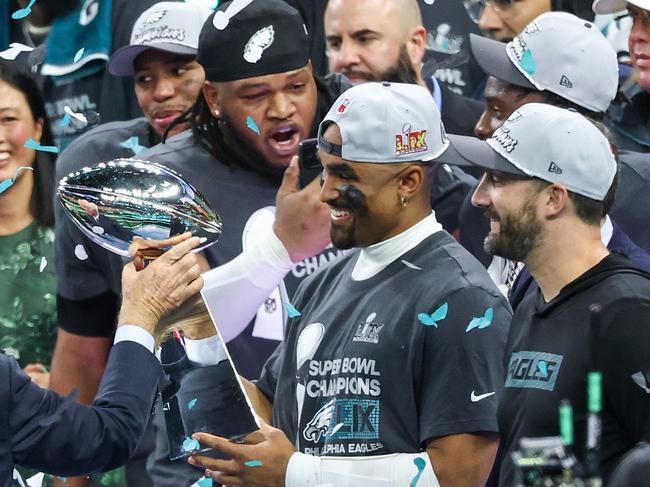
[57,158,222,256]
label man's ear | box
[202,81,221,116]
[406,26,427,66]
[543,184,570,219]
[398,164,426,201]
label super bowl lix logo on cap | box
[244,25,275,64]
[395,123,428,156]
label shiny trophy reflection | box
[57,159,259,459]
[57,158,222,256]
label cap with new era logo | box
[318,82,449,164]
[470,12,618,113]
[435,104,617,201]
[108,2,213,76]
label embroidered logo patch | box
[491,126,518,153]
[244,25,275,64]
[337,98,351,114]
[395,124,428,156]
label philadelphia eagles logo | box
[244,25,274,64]
[303,399,335,443]
[144,10,166,24]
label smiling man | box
[188,81,511,487]
[437,103,650,485]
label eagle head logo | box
[144,10,166,24]
[244,25,275,64]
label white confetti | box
[212,0,254,30]
[401,259,422,270]
[26,472,45,487]
[92,225,105,235]
[12,469,26,487]
[74,244,88,261]
[423,0,435,4]
[39,256,47,272]
[64,105,88,126]
[0,42,34,61]
[330,423,344,435]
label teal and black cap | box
[198,0,310,82]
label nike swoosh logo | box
[471,391,496,402]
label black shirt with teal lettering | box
[497,253,650,486]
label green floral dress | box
[2,223,125,487]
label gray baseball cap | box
[317,82,449,164]
[471,12,618,113]
[435,103,617,201]
[593,0,650,13]
[108,2,213,76]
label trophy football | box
[58,158,260,459]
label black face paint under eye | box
[334,184,368,212]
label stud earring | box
[400,196,408,208]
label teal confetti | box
[11,0,37,19]
[182,436,201,452]
[73,48,85,63]
[120,136,146,155]
[465,307,494,332]
[410,457,426,486]
[246,116,260,135]
[188,398,198,410]
[24,138,59,153]
[244,460,263,467]
[59,113,72,127]
[0,166,34,195]
[417,302,448,327]
[537,360,548,377]
[285,302,301,318]
[197,478,213,487]
[520,49,537,75]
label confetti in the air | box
[465,307,494,332]
[59,113,72,127]
[182,436,201,452]
[64,105,89,126]
[330,423,344,435]
[73,48,85,63]
[0,43,34,60]
[188,398,198,410]
[24,139,59,153]
[26,472,45,487]
[410,457,427,486]
[417,302,448,327]
[0,166,34,195]
[246,116,260,135]
[39,256,47,273]
[74,244,88,261]
[285,302,301,318]
[212,0,254,30]
[11,0,37,19]
[401,259,422,270]
[120,136,146,155]
[195,477,213,487]
[244,460,263,467]
[520,49,537,75]
[91,225,105,235]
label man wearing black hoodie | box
[436,103,650,486]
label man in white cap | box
[187,81,512,487]
[458,12,650,298]
[437,103,650,485]
[594,0,650,152]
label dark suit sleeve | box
[9,341,162,476]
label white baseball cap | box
[470,12,618,113]
[317,82,449,164]
[435,104,617,201]
[593,0,650,14]
[108,2,213,76]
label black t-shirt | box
[498,253,650,486]
[258,231,512,456]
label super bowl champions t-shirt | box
[258,231,512,455]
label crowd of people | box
[1,0,649,486]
